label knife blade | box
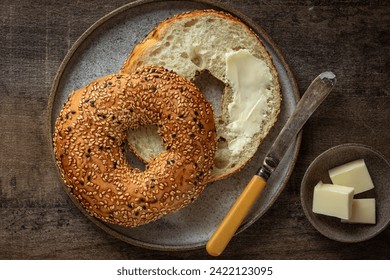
[206,71,336,256]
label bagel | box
[121,10,281,182]
[53,66,217,227]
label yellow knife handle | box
[206,175,267,256]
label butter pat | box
[312,181,354,219]
[225,49,272,154]
[341,199,376,224]
[329,159,374,194]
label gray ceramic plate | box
[301,144,390,243]
[48,0,301,250]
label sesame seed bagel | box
[53,66,217,227]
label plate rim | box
[46,0,302,251]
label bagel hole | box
[193,70,224,117]
[126,125,165,170]
[124,143,146,172]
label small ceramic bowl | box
[301,143,390,242]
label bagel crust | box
[53,66,217,227]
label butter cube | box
[341,199,376,224]
[328,159,374,194]
[312,181,354,219]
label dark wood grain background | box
[0,0,389,259]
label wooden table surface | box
[1,0,389,260]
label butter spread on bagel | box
[225,49,272,155]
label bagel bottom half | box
[53,66,217,227]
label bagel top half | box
[53,67,217,227]
[121,9,281,182]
